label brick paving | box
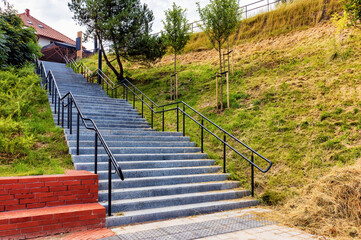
[102,208,317,240]
[61,228,115,240]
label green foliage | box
[196,0,241,48]
[68,0,166,80]
[162,3,191,61]
[343,0,361,27]
[197,0,242,110]
[0,65,72,176]
[0,10,41,68]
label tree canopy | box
[0,6,40,68]
[162,3,190,59]
[69,0,166,81]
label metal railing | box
[35,59,124,216]
[66,58,122,99]
[69,60,272,197]
[151,0,282,36]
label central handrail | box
[36,59,124,216]
[69,59,272,196]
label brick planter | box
[0,170,106,240]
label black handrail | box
[35,59,124,216]
[70,60,272,197]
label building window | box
[39,24,44,28]
[27,20,32,25]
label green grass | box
[0,65,73,176]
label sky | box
[10,0,268,49]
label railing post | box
[61,101,64,128]
[223,134,226,173]
[123,85,125,99]
[183,105,185,137]
[77,113,80,155]
[54,89,57,114]
[151,104,154,129]
[141,96,144,118]
[177,104,179,132]
[251,152,254,197]
[58,96,60,125]
[67,96,70,129]
[133,88,135,109]
[162,107,165,132]
[126,87,128,102]
[70,98,73,135]
[108,158,112,216]
[201,118,204,153]
[51,77,54,104]
[95,132,98,174]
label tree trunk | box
[174,52,178,99]
[218,43,223,110]
[97,34,122,81]
[216,73,218,110]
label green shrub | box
[0,65,72,176]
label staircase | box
[42,61,258,227]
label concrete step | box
[68,140,195,148]
[106,199,259,227]
[95,166,221,179]
[72,153,208,163]
[98,173,229,190]
[98,181,240,201]
[67,135,190,142]
[101,189,249,212]
[75,159,215,171]
[54,111,143,118]
[70,147,201,155]
[65,130,182,137]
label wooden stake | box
[227,72,230,108]
[216,74,219,110]
[232,51,234,75]
[175,72,178,99]
[170,75,173,100]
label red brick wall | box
[0,203,106,239]
[0,170,98,212]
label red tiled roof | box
[19,11,76,45]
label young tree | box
[162,3,190,99]
[343,0,361,28]
[197,0,241,110]
[69,0,166,81]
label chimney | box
[25,9,30,17]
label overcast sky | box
[10,0,267,49]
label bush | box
[0,9,41,68]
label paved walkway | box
[101,208,317,240]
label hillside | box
[0,65,73,176]
[81,0,361,238]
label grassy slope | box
[0,65,73,176]
[82,0,361,237]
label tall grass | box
[185,0,342,52]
